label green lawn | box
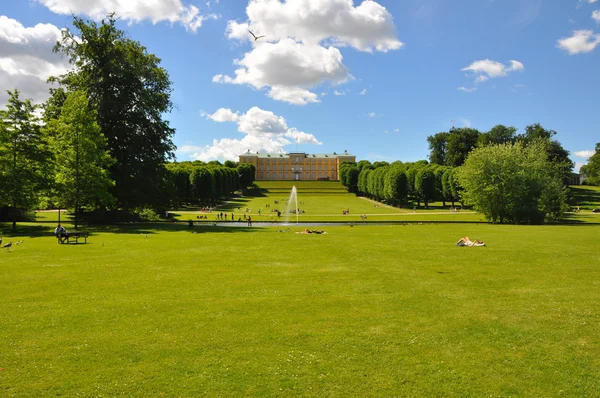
[172,181,483,224]
[1,222,600,396]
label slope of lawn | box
[171,181,480,224]
[1,222,599,396]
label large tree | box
[457,142,568,224]
[479,125,517,147]
[517,123,574,183]
[0,90,50,231]
[52,14,176,209]
[46,90,114,228]
[580,143,600,186]
[427,128,480,167]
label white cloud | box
[333,90,345,96]
[394,128,400,132]
[457,86,477,92]
[0,16,71,105]
[219,0,402,105]
[226,0,403,52]
[367,112,380,118]
[461,59,524,84]
[203,108,240,122]
[593,10,600,23]
[213,38,349,105]
[36,0,216,32]
[360,88,367,95]
[186,106,322,161]
[574,150,595,158]
[577,0,598,8]
[557,30,600,54]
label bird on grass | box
[0,236,2,245]
[3,242,12,250]
[15,240,24,245]
[248,30,265,41]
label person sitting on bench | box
[55,223,68,243]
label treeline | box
[0,15,257,231]
[340,160,460,208]
[165,162,256,207]
[340,123,575,224]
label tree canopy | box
[52,14,176,209]
[457,142,568,224]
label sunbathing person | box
[456,236,485,246]
[297,228,326,234]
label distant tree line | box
[341,123,576,224]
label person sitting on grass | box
[456,236,485,246]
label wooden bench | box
[57,231,89,244]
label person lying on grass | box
[297,228,326,234]
[456,236,485,246]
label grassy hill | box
[172,180,482,223]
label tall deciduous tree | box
[52,14,176,210]
[457,142,568,224]
[580,143,600,186]
[46,91,114,228]
[415,168,436,208]
[0,90,49,231]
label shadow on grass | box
[570,186,600,209]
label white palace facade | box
[238,150,356,181]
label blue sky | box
[1,0,599,170]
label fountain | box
[284,186,299,224]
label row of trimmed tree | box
[340,124,575,224]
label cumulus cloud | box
[574,150,595,158]
[226,0,402,52]
[457,86,477,93]
[35,0,217,32]
[213,38,350,105]
[333,90,346,96]
[0,16,70,105]
[557,30,600,54]
[202,108,240,122]
[593,10,600,23]
[360,88,367,95]
[217,0,402,104]
[461,59,524,84]
[184,106,322,161]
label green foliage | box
[580,143,600,186]
[384,166,408,203]
[457,142,569,224]
[237,163,256,188]
[53,14,176,209]
[0,90,50,230]
[45,90,115,227]
[478,125,517,147]
[415,168,436,208]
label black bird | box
[0,236,2,245]
[248,30,265,41]
[3,242,12,249]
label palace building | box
[239,150,356,181]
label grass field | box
[1,222,600,396]
[1,181,599,396]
